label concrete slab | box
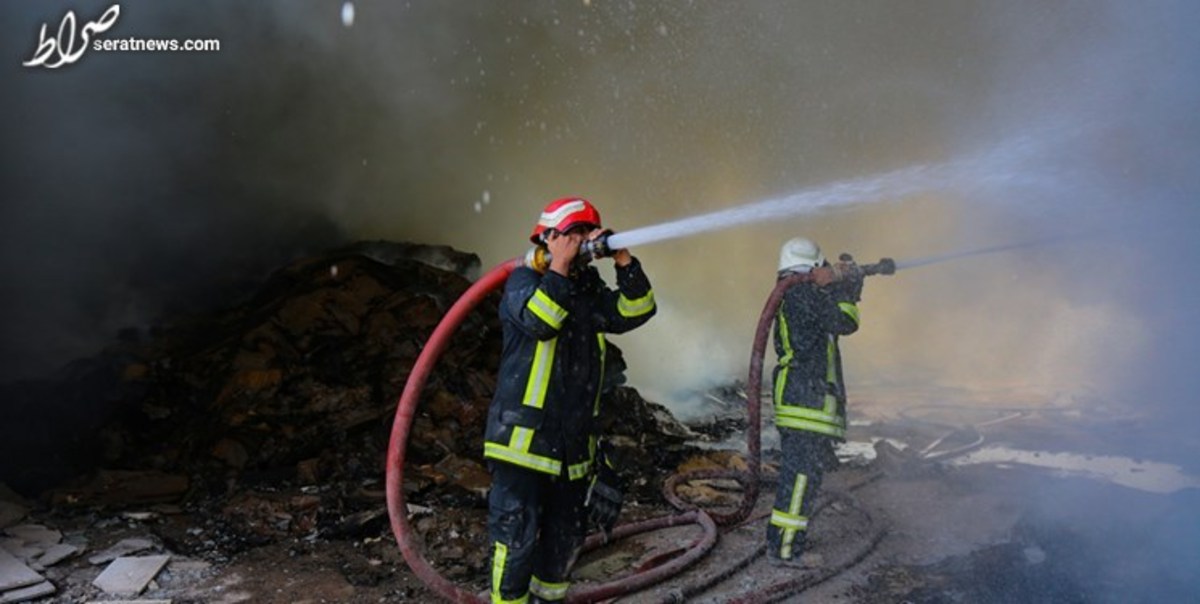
[0,549,42,592]
[92,555,170,596]
[35,543,79,567]
[88,538,155,565]
[0,541,31,560]
[0,580,55,603]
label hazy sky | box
[2,1,1197,429]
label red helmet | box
[529,197,602,244]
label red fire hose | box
[385,258,518,603]
[663,273,812,524]
[385,258,716,603]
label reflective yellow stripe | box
[511,427,534,451]
[776,315,845,435]
[823,393,838,415]
[568,460,592,481]
[485,425,563,475]
[777,306,794,366]
[568,436,598,481]
[492,541,505,600]
[485,443,562,475]
[781,472,810,558]
[522,338,556,409]
[530,575,570,601]
[788,473,808,515]
[492,542,530,604]
[776,404,844,426]
[838,301,859,326]
[617,291,655,318]
[774,306,793,407]
[776,341,842,429]
[771,508,809,530]
[774,365,788,408]
[593,335,606,417]
[527,289,568,329]
[775,416,847,438]
[826,336,838,384]
[774,511,810,559]
[823,337,842,418]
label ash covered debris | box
[0,241,493,497]
[0,240,711,602]
[676,382,754,443]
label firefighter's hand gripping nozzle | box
[814,253,896,298]
[523,230,615,273]
[831,253,897,278]
[582,229,615,260]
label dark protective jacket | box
[484,258,656,479]
[771,278,860,438]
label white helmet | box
[778,237,825,273]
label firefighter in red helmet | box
[485,197,656,604]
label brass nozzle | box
[524,246,551,273]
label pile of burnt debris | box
[0,241,726,602]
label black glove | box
[585,441,624,539]
[831,255,865,302]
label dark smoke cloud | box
[2,2,1197,443]
[1,0,355,379]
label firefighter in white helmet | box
[767,236,866,566]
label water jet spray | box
[894,236,1070,271]
[391,145,1081,601]
[590,131,1058,254]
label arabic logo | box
[23,4,120,69]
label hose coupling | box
[581,229,614,260]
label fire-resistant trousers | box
[766,428,838,560]
[488,461,589,604]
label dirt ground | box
[5,401,1198,603]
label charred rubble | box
[0,241,710,601]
